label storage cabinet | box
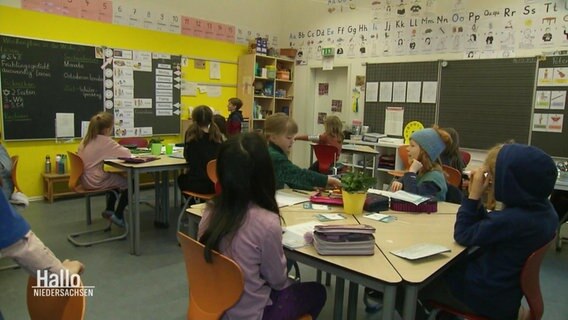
[237,54,294,132]
[340,139,404,189]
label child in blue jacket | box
[422,143,558,320]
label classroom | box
[1,0,567,319]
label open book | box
[368,189,431,205]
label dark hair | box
[213,114,227,138]
[228,97,243,110]
[199,133,280,262]
[185,106,223,143]
[440,127,464,172]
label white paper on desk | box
[319,213,345,220]
[282,221,319,249]
[363,213,391,222]
[390,243,450,260]
[276,190,309,208]
[368,189,430,205]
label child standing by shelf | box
[198,133,326,320]
[265,113,341,190]
[390,126,451,201]
[295,115,344,172]
[227,97,244,137]
[78,112,131,227]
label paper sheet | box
[379,82,393,102]
[406,81,421,103]
[421,81,438,103]
[55,113,74,138]
[282,221,319,249]
[209,61,221,79]
[392,82,407,102]
[390,243,450,260]
[384,107,404,137]
[276,190,309,207]
[365,82,379,102]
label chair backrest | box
[313,144,338,174]
[27,276,86,320]
[117,137,149,148]
[11,155,21,193]
[397,145,410,170]
[520,238,554,320]
[177,232,244,320]
[206,160,217,184]
[67,152,84,190]
[460,150,471,167]
[442,165,462,188]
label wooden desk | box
[362,202,465,320]
[104,156,187,255]
[41,173,74,203]
[186,201,402,320]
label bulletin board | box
[438,58,537,150]
[530,55,568,158]
[364,61,439,136]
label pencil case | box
[390,198,437,213]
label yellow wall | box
[0,5,247,198]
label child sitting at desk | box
[78,112,131,227]
[421,143,558,320]
[198,133,326,320]
[295,115,344,172]
[264,113,341,191]
[391,126,450,201]
[178,105,223,195]
[440,127,465,173]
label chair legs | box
[67,192,128,247]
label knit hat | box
[411,128,445,161]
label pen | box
[292,189,311,195]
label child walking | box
[390,126,451,201]
[420,143,558,319]
[265,113,341,190]
[78,112,131,227]
[226,97,244,137]
[198,133,326,320]
[295,115,344,172]
[177,105,223,195]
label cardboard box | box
[279,48,297,58]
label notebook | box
[390,243,450,260]
[118,156,160,163]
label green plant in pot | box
[341,171,376,215]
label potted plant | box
[341,171,376,214]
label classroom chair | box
[177,160,217,236]
[177,232,311,320]
[312,144,339,174]
[388,145,410,178]
[66,151,128,247]
[460,150,472,167]
[442,165,462,188]
[427,237,554,320]
[27,276,86,320]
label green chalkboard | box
[0,35,104,140]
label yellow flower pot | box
[342,190,367,215]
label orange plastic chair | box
[27,276,86,320]
[66,151,127,246]
[460,150,471,167]
[117,137,149,148]
[177,231,244,320]
[312,144,339,174]
[429,238,554,320]
[177,160,217,234]
[442,165,462,188]
[11,155,21,193]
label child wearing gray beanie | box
[391,126,451,201]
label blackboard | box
[530,55,568,158]
[0,35,103,140]
[438,58,537,150]
[364,61,438,136]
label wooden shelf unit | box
[237,54,294,132]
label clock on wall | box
[403,121,424,144]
